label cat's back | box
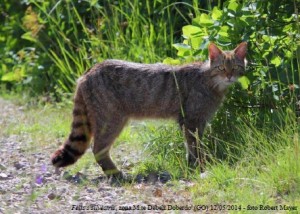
[79,59,176,90]
[78,59,184,117]
[97,59,172,74]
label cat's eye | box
[233,65,239,70]
[218,65,225,71]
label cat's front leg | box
[180,118,207,172]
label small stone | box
[0,164,6,170]
[91,175,106,184]
[98,187,112,192]
[22,183,31,189]
[81,196,92,201]
[146,172,158,184]
[135,174,146,183]
[44,172,52,178]
[200,171,209,179]
[59,187,67,194]
[13,162,25,170]
[158,171,171,183]
[18,106,25,111]
[44,177,55,182]
[48,192,57,200]
[0,173,8,180]
[0,188,7,194]
[37,157,45,161]
[86,188,96,194]
[115,189,125,194]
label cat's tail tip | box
[51,145,82,168]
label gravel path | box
[0,98,194,214]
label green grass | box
[191,121,300,211]
[127,111,300,210]
[2,96,299,209]
[17,0,185,96]
[0,100,71,165]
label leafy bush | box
[167,0,299,147]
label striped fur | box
[51,42,247,177]
[51,87,91,168]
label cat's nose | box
[226,73,232,80]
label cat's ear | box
[208,43,223,61]
[234,42,247,60]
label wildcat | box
[51,42,247,180]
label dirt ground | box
[0,98,196,214]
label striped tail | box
[51,86,91,168]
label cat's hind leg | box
[92,117,128,182]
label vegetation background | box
[0,0,300,211]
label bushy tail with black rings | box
[51,86,91,168]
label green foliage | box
[192,113,300,206]
[0,0,194,97]
[168,0,300,149]
[131,121,189,178]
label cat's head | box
[208,42,247,91]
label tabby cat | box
[51,42,247,180]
